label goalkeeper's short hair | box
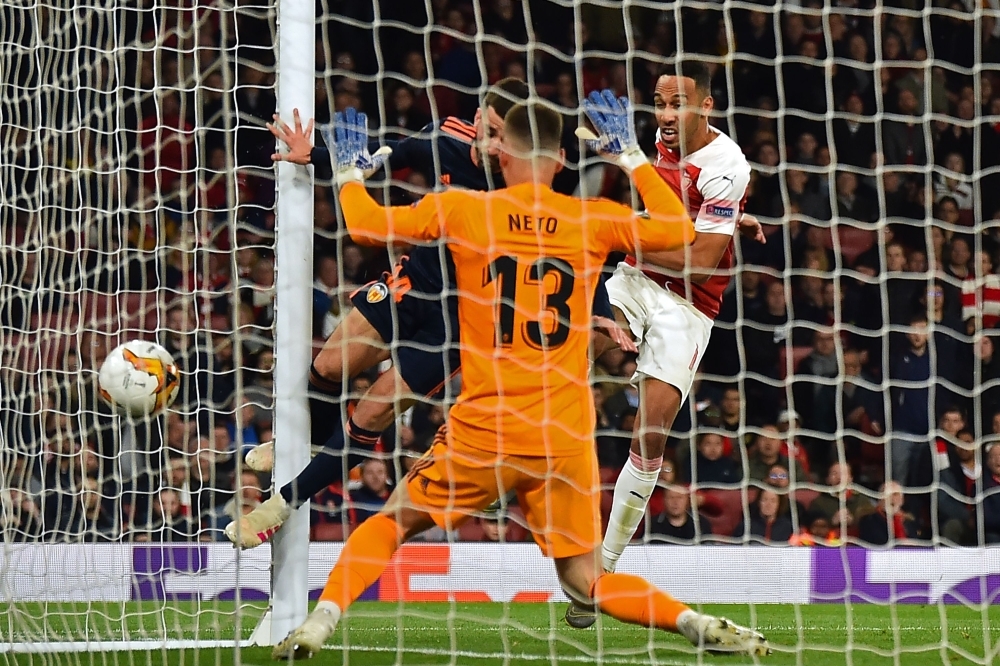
[660,60,712,96]
[503,101,563,155]
[484,77,530,119]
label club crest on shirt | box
[367,283,389,303]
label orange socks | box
[591,572,691,632]
[319,513,402,610]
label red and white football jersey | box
[626,126,751,319]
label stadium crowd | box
[2,0,1000,548]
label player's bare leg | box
[554,552,769,655]
[272,483,436,660]
[603,375,680,571]
[245,307,389,473]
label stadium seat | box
[699,489,748,537]
[311,522,348,542]
[458,520,485,542]
[505,506,530,543]
[792,488,820,511]
[837,226,876,266]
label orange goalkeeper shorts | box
[404,428,601,559]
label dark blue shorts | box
[593,271,613,320]
[350,274,461,399]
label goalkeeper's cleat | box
[563,601,598,629]
[677,611,771,657]
[271,601,341,661]
[245,440,275,473]
[225,494,291,549]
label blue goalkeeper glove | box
[319,107,392,186]
[578,89,647,173]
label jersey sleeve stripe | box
[441,119,477,141]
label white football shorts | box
[605,262,713,400]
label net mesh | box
[4,0,1000,663]
[1,0,277,655]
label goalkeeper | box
[226,78,633,548]
[272,95,769,660]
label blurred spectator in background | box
[746,425,806,484]
[889,314,932,484]
[858,481,917,545]
[683,432,742,485]
[647,485,712,544]
[350,459,391,525]
[732,489,794,544]
[810,462,874,533]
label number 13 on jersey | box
[484,255,575,350]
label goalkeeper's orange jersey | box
[340,164,693,456]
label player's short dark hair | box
[503,101,563,154]
[484,77,530,119]
[659,61,712,97]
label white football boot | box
[245,440,275,473]
[677,611,771,656]
[224,494,290,548]
[271,601,341,660]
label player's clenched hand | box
[268,108,314,165]
[578,89,647,173]
[320,107,392,187]
[592,315,638,354]
[738,213,766,244]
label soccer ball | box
[98,340,180,417]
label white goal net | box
[3,0,1000,664]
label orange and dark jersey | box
[313,116,498,295]
[339,164,694,456]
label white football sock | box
[312,600,342,627]
[602,455,660,572]
[675,609,702,642]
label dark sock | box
[308,361,341,397]
[344,417,383,470]
[308,361,344,450]
[279,417,387,508]
[280,415,350,508]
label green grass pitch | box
[2,601,998,665]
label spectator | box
[718,385,742,435]
[142,489,197,542]
[80,477,118,542]
[810,462,874,532]
[746,425,806,484]
[934,152,974,212]
[937,431,981,545]
[833,171,878,223]
[647,485,712,544]
[792,330,840,463]
[983,445,1000,543]
[961,251,1000,333]
[732,489,794,544]
[350,459,391,525]
[479,516,508,542]
[832,92,876,169]
[386,84,430,136]
[683,432,742,485]
[858,481,917,545]
[882,87,927,166]
[771,168,829,222]
[888,314,932,484]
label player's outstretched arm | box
[582,90,694,253]
[331,107,455,246]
